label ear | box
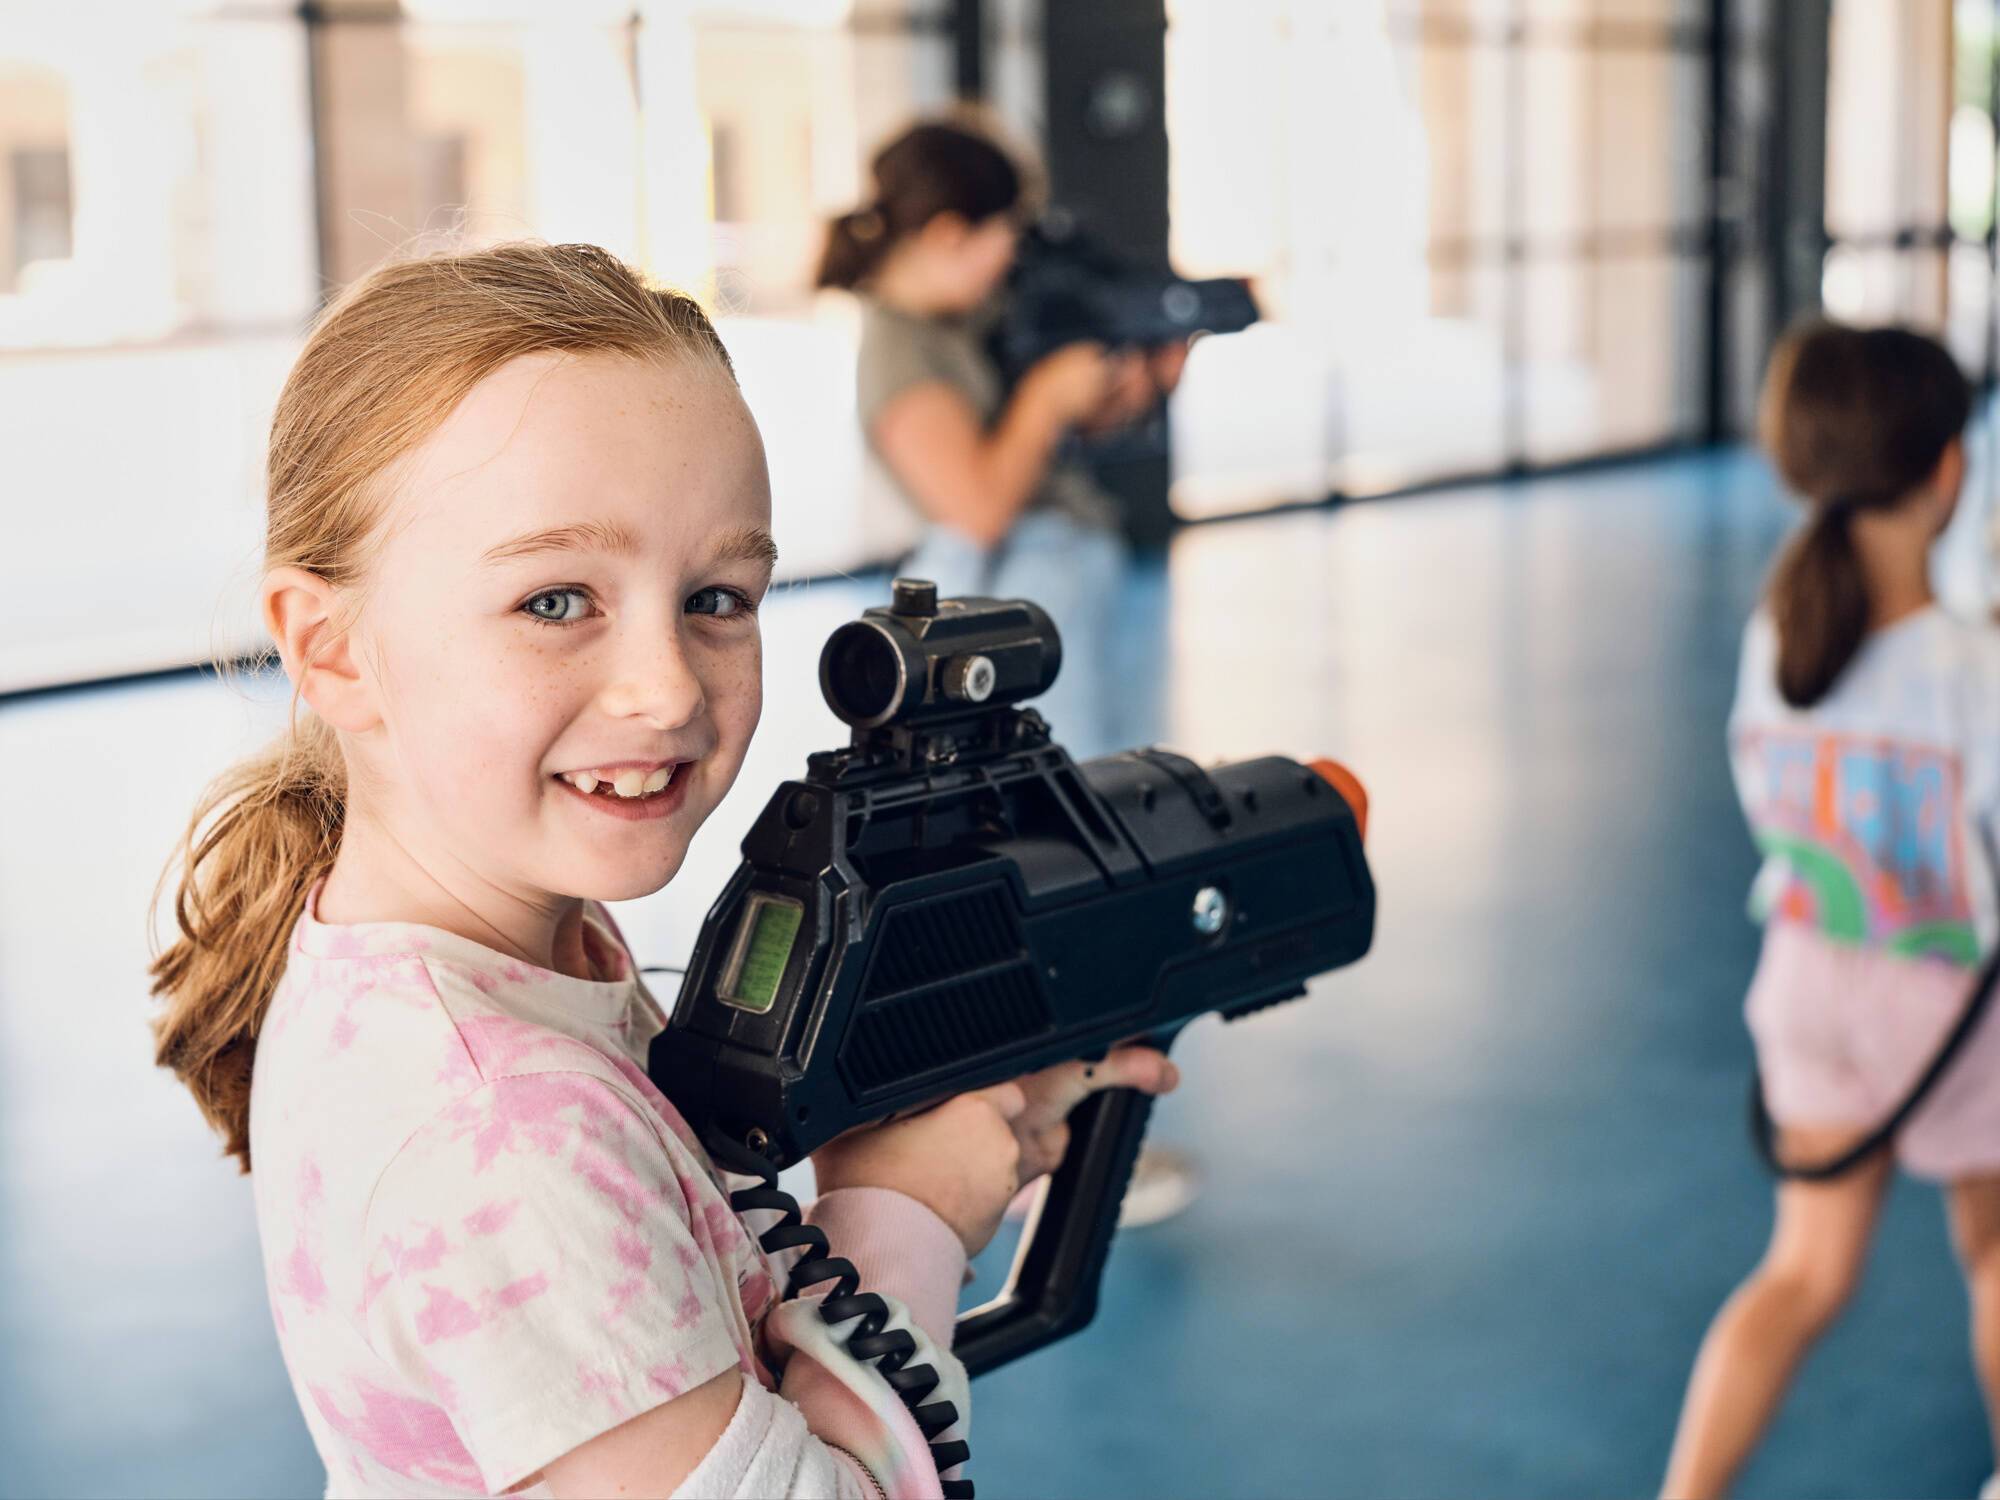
[1923,435,1968,536]
[262,566,380,733]
[1935,435,1967,504]
[918,211,972,252]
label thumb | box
[1092,1045,1180,1097]
[1029,1047,1181,1123]
[975,1081,1029,1122]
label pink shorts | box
[1746,922,2000,1181]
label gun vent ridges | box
[841,885,1053,1094]
[842,965,1053,1095]
[862,885,1023,998]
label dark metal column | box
[954,0,985,102]
[1040,0,1174,546]
[1042,0,1169,266]
[1768,0,1830,335]
[1704,0,1733,441]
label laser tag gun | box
[648,581,1373,1383]
[988,211,1261,387]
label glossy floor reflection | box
[4,448,1994,1499]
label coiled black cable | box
[702,1125,974,1499]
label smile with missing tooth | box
[558,764,685,800]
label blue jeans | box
[900,511,1150,760]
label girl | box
[150,243,1176,1500]
[1663,320,2000,1499]
[817,118,1184,760]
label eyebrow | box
[482,518,643,564]
[481,518,779,572]
[710,526,780,573]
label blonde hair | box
[151,242,735,1171]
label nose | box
[598,620,706,731]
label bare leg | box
[1947,1175,2000,1473]
[1660,1130,1893,1500]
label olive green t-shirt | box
[854,296,1117,548]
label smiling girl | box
[149,243,1174,1499]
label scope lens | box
[823,622,906,725]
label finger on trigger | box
[1038,1123,1071,1164]
[1102,1046,1178,1095]
[980,1081,1028,1121]
[1052,1058,1108,1114]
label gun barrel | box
[1307,758,1369,841]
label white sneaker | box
[999,1143,1205,1227]
[1117,1144,1202,1229]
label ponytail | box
[816,205,892,291]
[1757,318,1971,708]
[814,118,1025,291]
[151,716,343,1172]
[151,242,737,1171]
[1769,501,1871,709]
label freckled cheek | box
[705,650,764,759]
[398,628,600,791]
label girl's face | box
[348,351,773,907]
[920,212,1020,311]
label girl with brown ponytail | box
[1664,320,2000,1499]
[150,241,1175,1499]
[820,116,1185,757]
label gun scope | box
[819,578,1063,730]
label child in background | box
[820,119,1201,1229]
[818,117,1185,760]
[1662,321,2000,1499]
[149,243,1176,1500]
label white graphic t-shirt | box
[1729,605,2000,965]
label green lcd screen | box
[721,895,803,1014]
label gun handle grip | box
[951,1069,1160,1377]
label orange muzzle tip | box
[1307,758,1368,842]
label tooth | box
[642,767,671,795]
[613,769,646,798]
[571,772,598,794]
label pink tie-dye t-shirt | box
[248,888,781,1498]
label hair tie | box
[849,207,885,241]
[1821,492,1881,521]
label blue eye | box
[522,587,593,624]
[687,586,755,619]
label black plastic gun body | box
[989,217,1261,385]
[648,582,1373,1376]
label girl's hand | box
[1008,1046,1181,1180]
[811,1084,1031,1256]
[1148,339,1191,396]
[1076,351,1158,435]
[1022,341,1116,424]
[808,1048,1183,1256]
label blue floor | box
[3,447,1994,1498]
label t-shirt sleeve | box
[1958,623,2000,929]
[359,1071,749,1494]
[856,314,979,429]
[1726,613,1777,822]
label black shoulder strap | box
[1751,944,2000,1180]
